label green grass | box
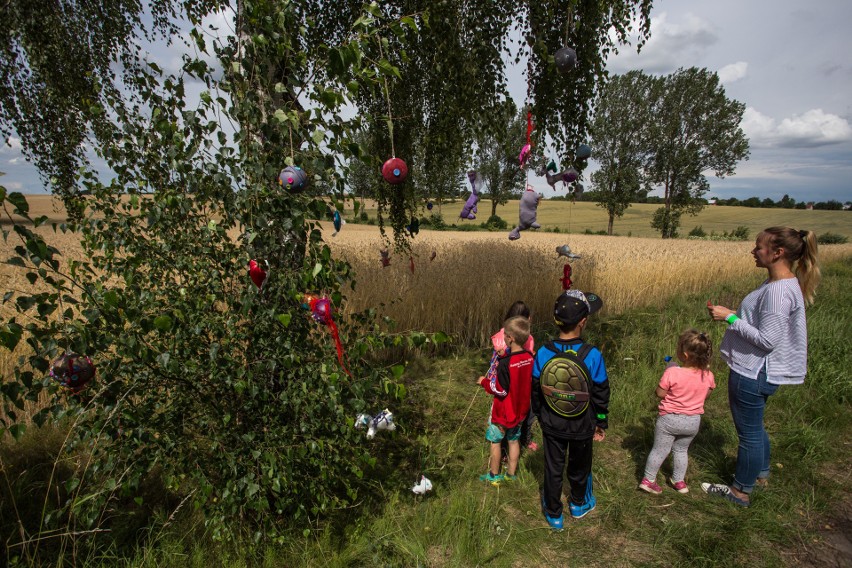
[5,260,851,567]
[357,199,852,239]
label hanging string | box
[377,39,396,158]
[564,2,575,45]
[288,123,295,163]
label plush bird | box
[249,259,268,289]
[332,210,345,237]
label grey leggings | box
[643,413,702,482]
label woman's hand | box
[707,302,735,322]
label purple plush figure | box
[508,186,542,240]
[460,170,482,220]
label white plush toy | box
[355,409,396,439]
[412,475,433,495]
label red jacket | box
[480,349,534,429]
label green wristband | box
[596,413,607,421]
[726,314,739,325]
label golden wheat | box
[323,223,852,347]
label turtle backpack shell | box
[539,342,593,418]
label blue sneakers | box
[569,473,597,519]
[479,472,503,487]
[569,494,596,519]
[541,494,564,531]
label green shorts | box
[486,422,522,443]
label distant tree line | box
[573,191,849,211]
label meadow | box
[2,196,851,566]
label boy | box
[532,290,609,530]
[478,316,535,485]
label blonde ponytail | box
[763,226,821,305]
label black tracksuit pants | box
[542,434,593,518]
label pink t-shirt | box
[658,366,716,416]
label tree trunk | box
[608,212,614,235]
[491,199,497,219]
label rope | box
[377,39,396,157]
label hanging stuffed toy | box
[279,165,309,192]
[406,217,420,237]
[430,250,436,262]
[248,259,268,289]
[332,210,345,237]
[303,294,352,377]
[459,170,482,220]
[382,157,408,184]
[426,201,434,211]
[556,244,581,260]
[412,475,433,495]
[409,256,415,274]
[561,264,573,290]
[575,143,592,161]
[50,352,96,393]
[380,248,391,268]
[554,46,578,74]
[508,186,541,240]
[355,409,396,439]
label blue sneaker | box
[541,494,564,531]
[569,494,596,519]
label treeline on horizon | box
[555,191,849,210]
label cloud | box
[742,107,852,148]
[608,12,718,75]
[1,136,22,154]
[718,61,747,84]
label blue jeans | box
[728,368,779,494]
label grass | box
[28,257,846,567]
[353,197,852,239]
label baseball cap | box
[553,290,604,327]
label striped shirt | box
[719,278,807,385]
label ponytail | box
[763,226,821,305]
[796,230,820,305]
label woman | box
[702,227,820,507]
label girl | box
[703,227,820,507]
[639,329,715,495]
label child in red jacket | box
[478,316,535,486]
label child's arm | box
[655,386,668,398]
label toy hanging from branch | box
[380,248,391,268]
[460,170,482,220]
[332,210,345,237]
[508,185,542,240]
[50,352,96,393]
[412,475,433,495]
[248,259,268,289]
[279,165,309,192]
[378,39,408,185]
[303,293,352,377]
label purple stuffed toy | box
[460,170,482,220]
[509,186,542,240]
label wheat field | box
[2,195,851,353]
[322,223,852,347]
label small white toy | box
[412,475,432,495]
[354,409,396,439]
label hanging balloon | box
[406,217,420,237]
[554,47,578,74]
[382,157,408,184]
[50,352,96,393]
[573,183,585,198]
[518,143,532,167]
[427,201,434,211]
[564,168,579,183]
[249,259,268,289]
[575,144,592,161]
[279,165,309,192]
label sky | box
[512,0,852,203]
[1,0,851,203]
